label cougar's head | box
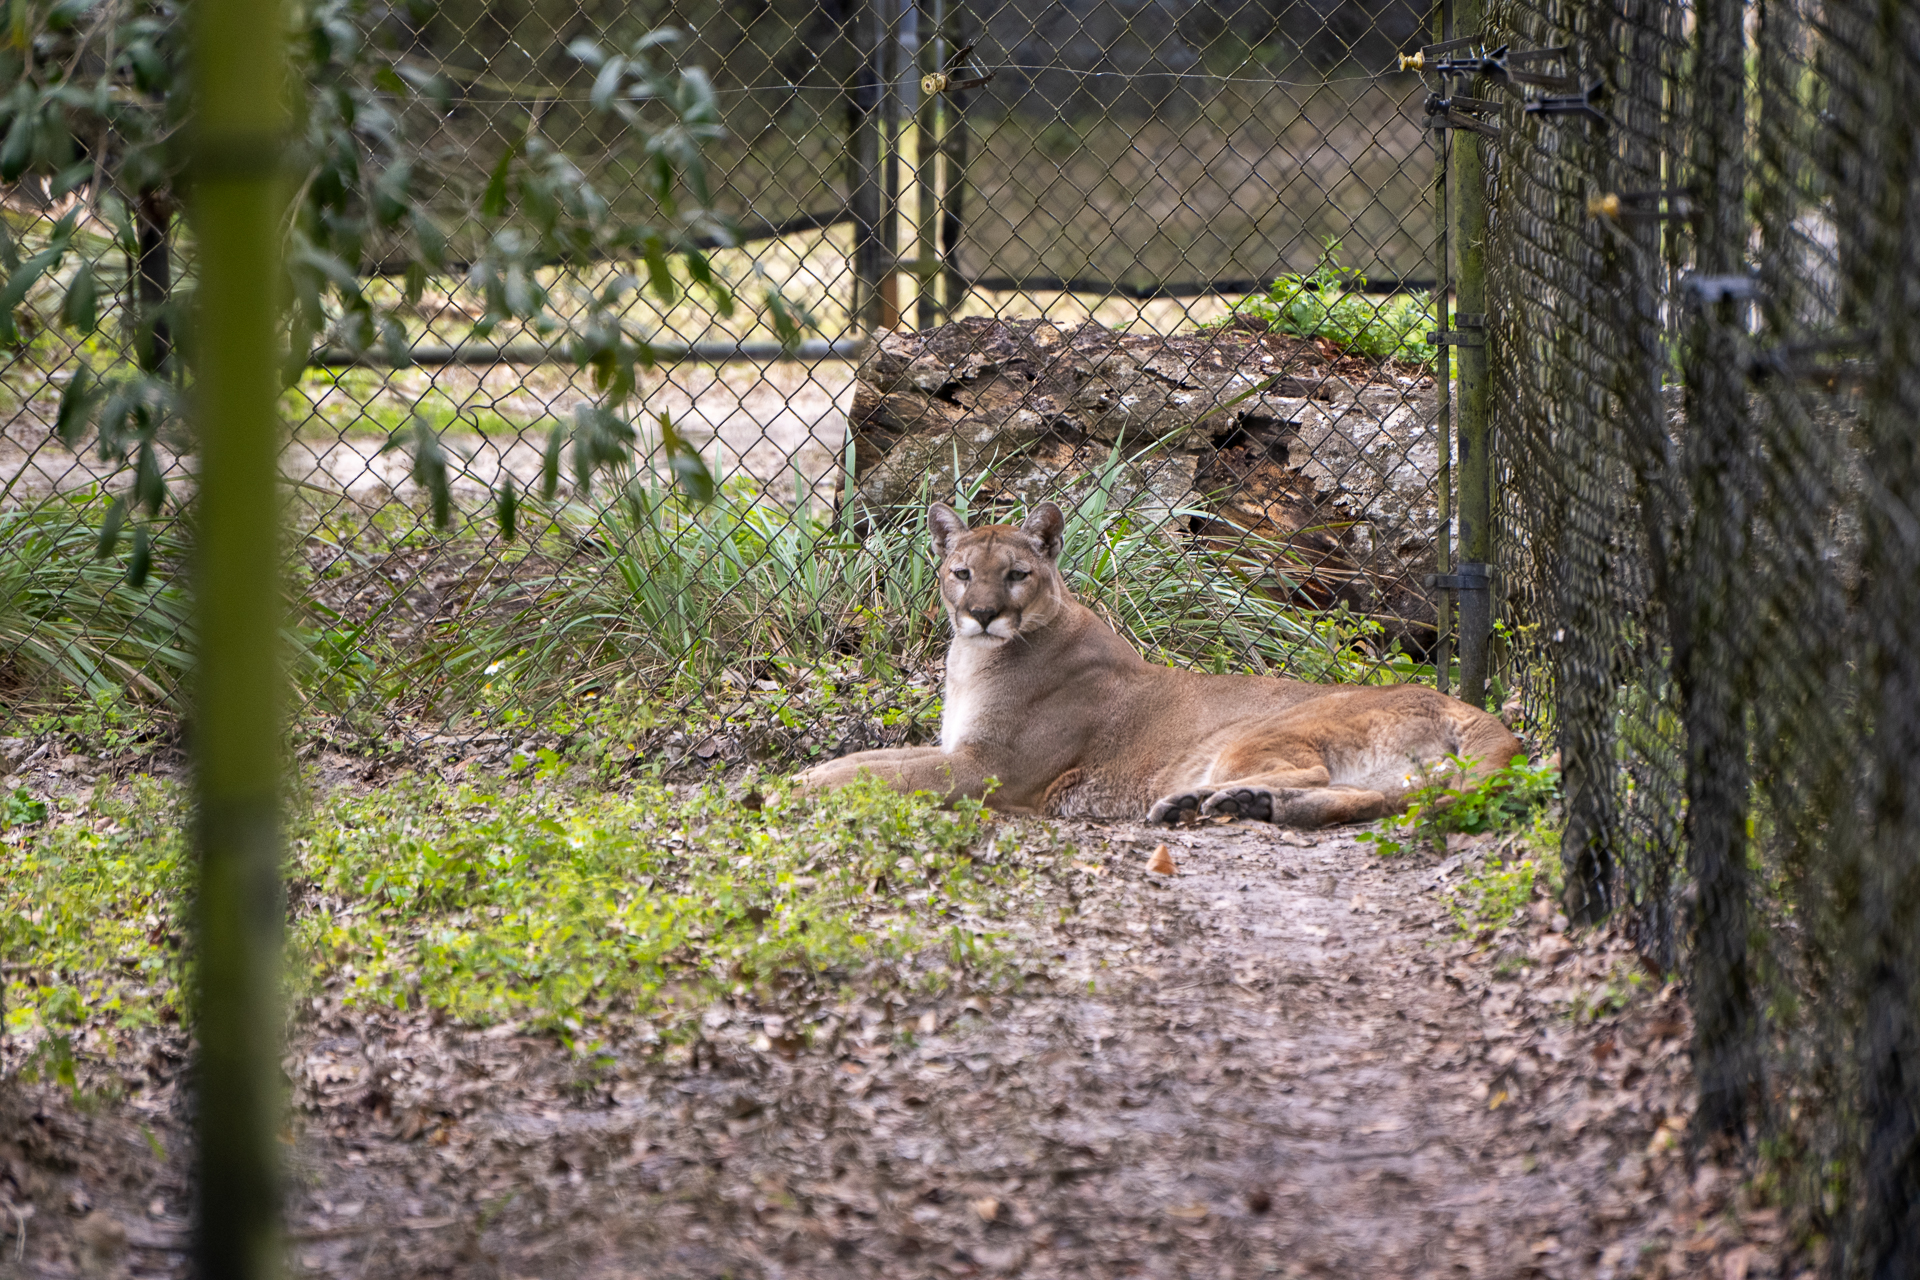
[928,501,1068,642]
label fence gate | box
[1,0,1470,765]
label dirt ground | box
[3,807,1789,1280]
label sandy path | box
[0,361,860,511]
[3,814,1778,1279]
[264,820,1745,1278]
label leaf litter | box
[1,771,1795,1279]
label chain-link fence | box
[10,0,1920,1260]
[1,0,1451,764]
[1482,0,1920,1264]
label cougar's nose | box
[969,605,999,629]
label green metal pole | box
[1450,0,1492,710]
[1431,0,1452,698]
[187,0,289,1269]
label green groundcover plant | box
[1,771,1051,1050]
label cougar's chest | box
[939,682,980,752]
[939,639,1010,752]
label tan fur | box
[795,502,1524,827]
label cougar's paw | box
[1147,791,1207,825]
[1200,787,1275,822]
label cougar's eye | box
[1007,568,1030,582]
[952,567,971,581]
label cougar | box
[796,502,1522,826]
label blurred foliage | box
[0,0,797,573]
[1357,752,1559,858]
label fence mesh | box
[1,0,1450,768]
[1486,0,1920,1264]
[9,0,1920,1262]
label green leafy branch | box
[0,0,802,582]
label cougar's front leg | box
[795,747,1002,805]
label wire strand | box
[377,61,1414,104]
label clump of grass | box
[2,771,1045,1048]
[1213,239,1436,363]
[454,448,1416,713]
[0,493,194,704]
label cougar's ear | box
[1020,501,1065,560]
[928,503,967,560]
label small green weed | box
[291,774,1031,1032]
[2,787,48,829]
[1,776,190,1041]
[1566,960,1652,1023]
[1357,753,1559,858]
[1445,853,1547,932]
[1210,239,1436,363]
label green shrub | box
[1356,752,1559,858]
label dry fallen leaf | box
[1147,845,1176,875]
[971,1197,1000,1223]
[1166,1203,1210,1221]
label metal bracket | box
[1526,79,1608,125]
[1423,93,1503,137]
[922,41,995,95]
[1749,330,1877,381]
[1426,313,1486,346]
[1588,188,1693,222]
[1424,562,1495,592]
[1681,272,1762,306]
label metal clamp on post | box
[1443,44,1575,92]
[1427,312,1486,347]
[921,41,995,95]
[1429,562,1497,709]
[1748,330,1877,382]
[1526,79,1609,126]
[1424,562,1494,593]
[1400,38,1573,91]
[1423,93,1503,137]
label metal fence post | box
[1679,0,1759,1141]
[880,0,905,329]
[188,0,289,1269]
[1430,0,1453,699]
[912,0,940,329]
[936,0,969,320]
[1450,0,1493,710]
[849,0,886,332]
